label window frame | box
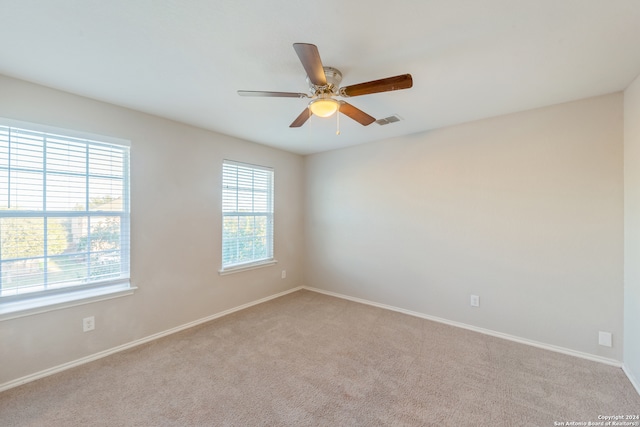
[219,159,276,274]
[0,118,133,318]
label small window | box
[221,160,274,271]
[0,120,130,302]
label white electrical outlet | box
[470,295,480,307]
[83,316,95,332]
[281,270,286,279]
[598,331,612,347]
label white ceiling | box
[1,1,640,155]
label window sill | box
[0,282,137,321]
[218,259,278,276]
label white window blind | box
[222,160,273,270]
[0,122,130,300]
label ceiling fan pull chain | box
[307,106,312,141]
[336,104,341,135]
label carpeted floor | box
[1,289,639,426]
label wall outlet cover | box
[470,295,480,307]
[83,316,95,332]
[598,331,612,347]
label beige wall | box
[0,75,305,385]
[624,75,640,386]
[305,93,624,360]
[0,73,633,387]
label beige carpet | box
[1,290,638,426]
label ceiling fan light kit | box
[309,97,339,117]
[237,43,413,130]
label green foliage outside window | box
[222,215,268,265]
[0,216,67,260]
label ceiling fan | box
[237,43,413,128]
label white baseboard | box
[303,286,623,368]
[0,286,303,393]
[623,364,640,396]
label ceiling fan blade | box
[293,43,327,87]
[340,74,413,97]
[289,108,311,128]
[238,90,309,98]
[339,102,376,126]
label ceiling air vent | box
[375,115,402,126]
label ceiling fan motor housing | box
[307,67,343,95]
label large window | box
[221,160,274,271]
[0,120,130,301]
